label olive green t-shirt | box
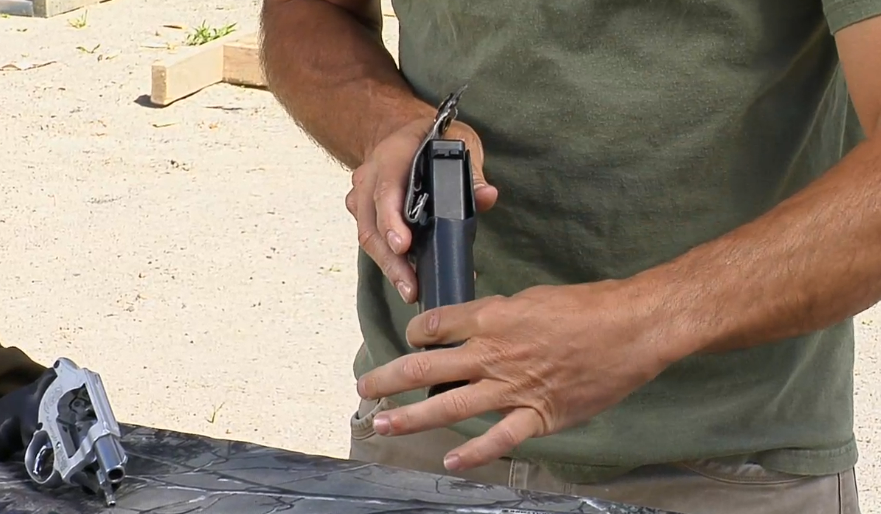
[353,0,880,483]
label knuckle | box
[345,190,357,214]
[530,398,557,432]
[423,309,440,337]
[352,163,370,186]
[441,392,472,419]
[400,354,431,383]
[378,256,403,281]
[473,296,505,331]
[357,227,380,251]
[494,424,521,449]
[473,310,492,333]
[372,179,396,204]
[497,387,520,409]
[388,411,410,433]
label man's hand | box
[345,118,498,303]
[261,0,500,299]
[356,279,680,470]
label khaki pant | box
[349,397,862,514]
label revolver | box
[23,357,128,506]
[404,85,477,398]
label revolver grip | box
[412,216,477,398]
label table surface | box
[0,424,676,514]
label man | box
[259,1,880,512]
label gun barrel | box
[94,435,126,483]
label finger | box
[443,407,542,471]
[374,174,412,256]
[345,187,357,217]
[473,180,499,213]
[469,162,498,213]
[371,379,508,436]
[458,136,497,213]
[356,177,417,303]
[405,297,495,348]
[352,163,368,187]
[358,345,479,400]
[346,164,370,218]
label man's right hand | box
[260,1,498,299]
[346,117,498,303]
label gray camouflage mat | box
[0,424,676,513]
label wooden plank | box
[31,0,109,17]
[222,33,266,88]
[149,35,231,107]
[0,0,34,16]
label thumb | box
[471,162,498,213]
[450,123,497,213]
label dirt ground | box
[1,0,879,511]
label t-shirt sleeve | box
[823,0,881,34]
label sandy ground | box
[1,0,879,511]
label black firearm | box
[404,86,477,398]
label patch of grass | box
[68,10,88,28]
[185,21,236,46]
[76,43,100,54]
[206,402,226,424]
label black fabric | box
[0,345,51,461]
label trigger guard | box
[24,429,60,486]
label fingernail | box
[396,281,412,301]
[387,230,403,254]
[374,416,390,436]
[443,454,460,470]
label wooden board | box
[223,33,266,88]
[0,0,34,16]
[149,33,231,107]
[0,0,110,17]
[149,30,266,107]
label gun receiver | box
[23,357,128,506]
[405,86,477,398]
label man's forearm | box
[260,0,435,168]
[640,134,881,358]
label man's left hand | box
[356,280,687,471]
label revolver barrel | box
[94,435,127,484]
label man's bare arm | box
[640,15,881,359]
[259,0,436,168]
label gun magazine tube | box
[410,139,477,398]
